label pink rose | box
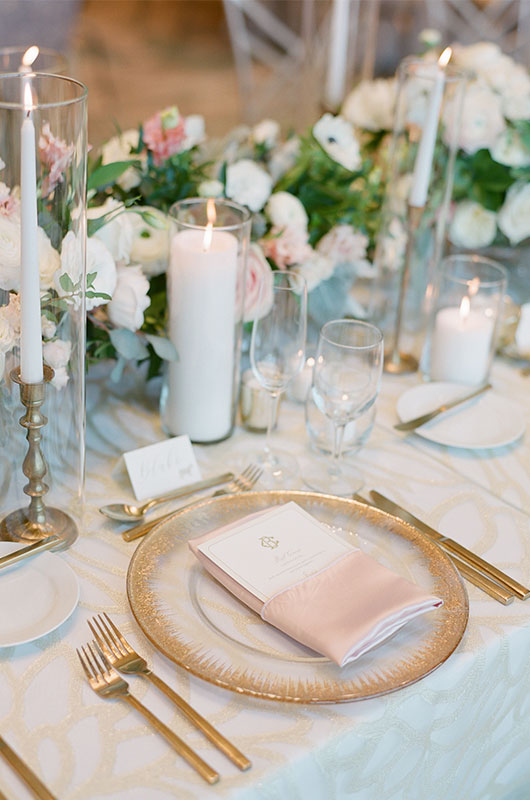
[0,183,18,218]
[38,123,75,196]
[261,225,312,269]
[143,107,186,166]
[243,243,274,322]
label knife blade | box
[369,491,529,600]
[394,382,492,432]
[0,535,61,571]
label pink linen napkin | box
[189,506,442,667]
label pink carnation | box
[143,109,186,166]
[261,225,312,269]
[39,123,75,196]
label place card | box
[123,435,201,501]
[197,502,354,602]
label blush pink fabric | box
[189,510,442,667]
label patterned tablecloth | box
[1,357,530,800]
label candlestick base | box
[0,506,77,550]
[384,351,419,375]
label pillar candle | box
[429,300,494,385]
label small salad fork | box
[76,642,219,784]
[88,614,251,771]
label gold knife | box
[0,735,57,800]
[0,536,61,571]
[369,491,529,600]
[394,382,492,432]
[352,493,514,605]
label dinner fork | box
[122,463,263,541]
[76,642,219,784]
[88,613,251,770]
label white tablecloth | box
[1,358,530,800]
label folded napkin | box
[189,503,442,667]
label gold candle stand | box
[383,204,424,375]
[0,366,78,550]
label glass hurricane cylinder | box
[0,73,87,543]
[421,254,507,385]
[369,56,467,373]
[161,198,251,443]
[0,47,69,75]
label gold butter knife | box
[369,491,529,601]
[0,536,61,572]
[0,735,56,800]
[394,382,492,432]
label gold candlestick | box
[0,366,78,550]
[383,204,424,374]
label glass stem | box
[264,391,280,459]
[330,423,345,477]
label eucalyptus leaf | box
[87,160,140,192]
[110,355,126,383]
[59,273,75,293]
[145,334,178,361]
[109,328,149,361]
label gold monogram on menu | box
[258,536,279,550]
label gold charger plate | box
[127,491,468,704]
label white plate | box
[397,383,526,449]
[0,543,79,647]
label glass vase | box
[369,55,467,373]
[0,73,87,545]
[160,198,251,443]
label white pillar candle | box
[164,228,238,442]
[429,298,494,385]
[324,0,350,110]
[290,356,315,403]
[409,48,452,209]
[19,82,43,383]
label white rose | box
[313,114,361,171]
[37,227,60,289]
[443,82,506,155]
[252,119,280,147]
[198,179,224,198]
[292,252,334,292]
[449,201,497,249]
[378,218,407,271]
[0,315,15,353]
[41,315,56,339]
[43,338,72,389]
[182,115,206,150]
[498,182,530,245]
[107,265,150,331]
[85,237,118,311]
[490,129,530,167]
[87,198,134,263]
[0,216,21,290]
[500,65,530,121]
[56,230,83,302]
[101,129,143,191]
[268,137,300,182]
[3,293,20,336]
[127,207,169,277]
[225,159,273,212]
[243,243,274,322]
[451,42,505,79]
[265,192,308,231]
[316,224,368,265]
[342,79,396,131]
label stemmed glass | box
[250,271,307,487]
[303,319,383,496]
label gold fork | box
[88,613,251,771]
[76,642,219,784]
[122,463,262,541]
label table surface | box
[1,357,530,800]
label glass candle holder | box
[0,73,87,543]
[369,55,467,374]
[161,198,251,443]
[0,47,69,75]
[422,255,507,385]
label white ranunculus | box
[451,42,505,79]
[198,179,224,198]
[252,119,280,147]
[313,114,361,172]
[107,265,150,331]
[268,137,300,182]
[0,215,21,290]
[490,129,530,167]
[225,159,273,212]
[265,192,308,232]
[443,81,506,155]
[341,78,396,131]
[101,129,143,191]
[449,201,497,249]
[316,224,368,265]
[57,230,83,299]
[85,237,118,311]
[498,182,530,245]
[182,115,206,150]
[127,207,169,277]
[501,65,530,121]
[88,198,134,263]
[43,338,72,389]
[292,252,334,292]
[0,315,15,353]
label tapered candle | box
[409,47,452,209]
[20,81,43,383]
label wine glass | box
[250,271,307,487]
[303,319,383,496]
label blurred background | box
[0,0,528,145]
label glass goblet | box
[250,271,307,487]
[303,319,383,496]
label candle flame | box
[438,47,452,68]
[459,295,470,320]
[202,198,216,252]
[468,276,480,297]
[22,46,39,68]
[23,82,34,112]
